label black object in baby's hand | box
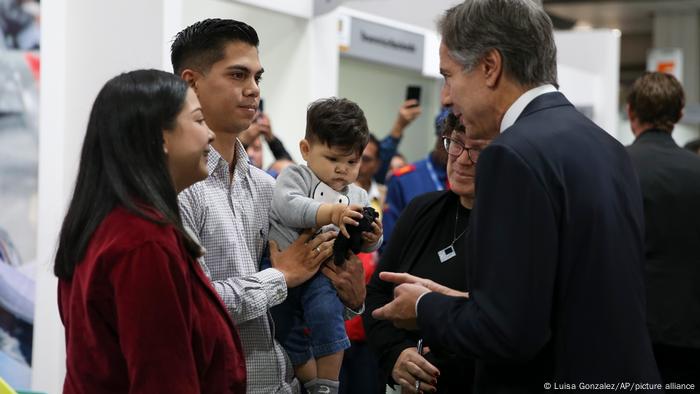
[332,206,379,265]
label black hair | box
[171,18,259,75]
[305,97,369,154]
[54,69,202,279]
[443,112,465,135]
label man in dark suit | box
[626,72,700,387]
[372,0,662,392]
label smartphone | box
[258,98,264,113]
[405,85,421,107]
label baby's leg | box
[301,273,351,393]
[317,350,344,380]
[294,358,317,383]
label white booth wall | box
[338,57,442,163]
[33,1,173,392]
[555,29,621,139]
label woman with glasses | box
[363,113,489,393]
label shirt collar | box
[233,139,252,178]
[500,84,558,133]
[206,139,251,179]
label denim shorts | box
[271,271,350,365]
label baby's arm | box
[361,218,383,252]
[273,166,362,235]
[272,166,321,229]
[317,203,364,238]
[357,189,383,252]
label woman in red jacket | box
[54,69,246,393]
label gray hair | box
[438,0,558,88]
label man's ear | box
[180,69,199,91]
[481,48,503,89]
[299,139,310,161]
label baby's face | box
[302,141,361,192]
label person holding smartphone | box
[373,90,424,184]
[240,99,293,165]
[381,108,450,251]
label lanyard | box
[425,157,444,191]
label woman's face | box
[446,130,490,200]
[163,88,215,192]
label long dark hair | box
[54,69,202,279]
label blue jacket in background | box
[382,154,446,249]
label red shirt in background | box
[344,252,377,342]
[58,206,246,393]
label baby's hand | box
[331,204,364,238]
[362,218,383,248]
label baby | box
[268,97,382,394]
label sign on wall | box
[339,16,424,72]
[647,48,683,83]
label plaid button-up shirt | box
[179,141,298,393]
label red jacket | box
[58,206,246,393]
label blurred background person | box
[54,69,246,393]
[0,0,40,50]
[364,113,489,393]
[626,71,700,387]
[374,99,422,184]
[384,153,407,183]
[382,108,450,249]
[267,158,295,179]
[388,153,406,173]
[356,133,386,219]
[240,110,293,164]
[246,133,264,169]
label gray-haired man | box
[373,1,662,392]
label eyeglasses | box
[442,136,481,164]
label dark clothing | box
[365,191,474,393]
[627,129,700,384]
[267,136,293,161]
[383,154,447,250]
[58,206,246,393]
[417,92,661,393]
[339,342,383,394]
[653,344,700,387]
[375,135,401,184]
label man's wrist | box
[343,302,365,320]
[415,292,430,318]
[350,302,365,314]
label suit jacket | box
[417,92,661,392]
[627,129,700,349]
